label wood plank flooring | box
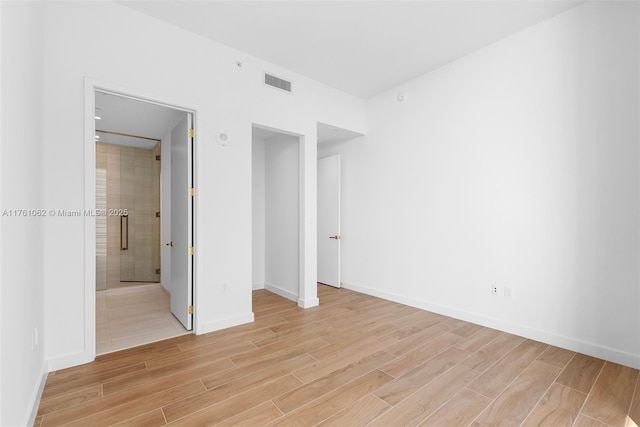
[35,285,640,427]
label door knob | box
[166,241,173,247]
[329,235,341,240]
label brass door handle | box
[120,215,129,251]
[166,241,173,247]
[329,235,341,240]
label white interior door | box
[318,154,341,288]
[169,113,193,330]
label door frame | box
[83,78,197,362]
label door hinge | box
[188,305,194,315]
[155,211,160,218]
[188,246,195,255]
[155,155,161,161]
[188,128,195,138]
[155,268,161,275]
[188,187,195,197]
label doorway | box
[317,154,341,288]
[315,122,364,290]
[93,90,194,354]
[252,125,302,302]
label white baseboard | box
[25,361,48,427]
[264,282,298,303]
[47,350,94,372]
[198,312,255,335]
[341,281,640,369]
[160,284,171,296]
[252,282,265,290]
[298,297,319,309]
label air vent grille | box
[264,73,292,92]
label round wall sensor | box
[397,92,407,102]
[216,131,229,146]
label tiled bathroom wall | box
[96,143,108,290]
[96,142,161,289]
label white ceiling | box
[119,0,580,99]
[95,91,186,148]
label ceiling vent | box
[264,73,292,93]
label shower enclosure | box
[96,141,161,289]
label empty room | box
[1,1,639,426]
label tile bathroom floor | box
[96,283,189,355]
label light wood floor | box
[36,285,640,427]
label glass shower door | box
[119,144,161,283]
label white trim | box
[82,78,97,367]
[47,350,96,372]
[299,131,319,308]
[341,281,640,370]
[264,282,298,303]
[252,282,265,290]
[0,0,3,420]
[297,297,320,309]
[198,312,255,335]
[25,362,48,427]
[79,78,198,371]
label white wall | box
[0,2,47,425]
[265,134,300,301]
[252,137,266,289]
[320,1,640,368]
[39,1,365,370]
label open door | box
[169,113,194,330]
[318,154,341,288]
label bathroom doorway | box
[94,91,190,354]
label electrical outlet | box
[222,283,227,293]
[491,285,499,295]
